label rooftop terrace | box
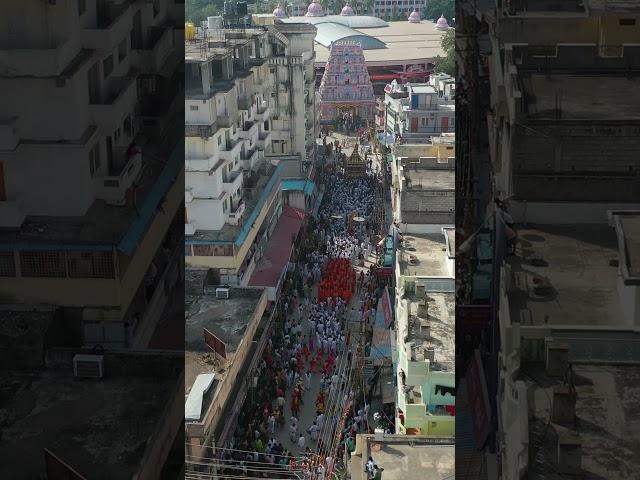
[522,363,640,480]
[523,75,640,121]
[507,224,625,326]
[399,233,450,277]
[405,291,455,372]
[350,434,454,480]
[0,356,181,479]
[185,269,265,395]
[0,136,182,253]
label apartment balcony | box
[185,155,221,172]
[82,2,137,54]
[93,150,142,206]
[217,113,235,128]
[227,201,246,226]
[222,169,243,195]
[89,74,138,133]
[237,94,253,111]
[219,137,243,161]
[238,121,259,140]
[0,37,77,77]
[0,197,25,228]
[185,121,218,138]
[0,117,18,150]
[256,131,272,151]
[256,102,270,122]
[131,26,175,73]
[241,148,262,171]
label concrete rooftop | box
[0,366,179,479]
[523,75,640,120]
[351,435,454,480]
[508,224,625,327]
[406,291,455,372]
[399,233,450,277]
[405,169,455,191]
[522,363,640,480]
[314,20,446,66]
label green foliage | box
[186,0,224,23]
[434,29,454,77]
[422,0,454,22]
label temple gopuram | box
[318,40,375,127]
[344,142,366,177]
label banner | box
[457,305,492,332]
[381,286,393,328]
[466,350,491,448]
[204,327,227,359]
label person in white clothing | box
[297,434,306,449]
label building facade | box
[0,0,183,349]
[383,75,455,142]
[184,22,318,286]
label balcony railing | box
[185,122,217,137]
[94,151,142,206]
[132,26,175,72]
[227,201,246,225]
[82,2,135,53]
[0,37,77,77]
[89,73,138,131]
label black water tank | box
[237,1,248,16]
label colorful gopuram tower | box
[318,41,375,125]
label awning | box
[248,206,305,289]
[281,179,316,196]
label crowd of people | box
[217,142,388,479]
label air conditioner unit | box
[216,287,230,299]
[73,354,104,379]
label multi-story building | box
[393,226,456,437]
[457,1,640,478]
[0,0,184,349]
[390,136,455,232]
[184,270,272,463]
[184,22,317,286]
[383,75,455,143]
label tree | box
[433,28,454,76]
[186,0,224,23]
[422,0,454,22]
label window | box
[190,105,199,111]
[124,115,133,138]
[103,55,114,78]
[67,251,115,278]
[0,252,15,277]
[118,39,128,62]
[217,136,222,145]
[78,0,86,16]
[421,117,427,126]
[620,18,636,26]
[20,251,66,278]
[89,143,101,177]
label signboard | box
[204,328,227,359]
[374,267,393,279]
[457,305,492,331]
[381,286,393,329]
[466,350,491,449]
[44,449,87,480]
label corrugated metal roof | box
[314,23,386,49]
[185,373,216,422]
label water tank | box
[237,1,248,16]
[185,22,196,41]
[207,16,223,30]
